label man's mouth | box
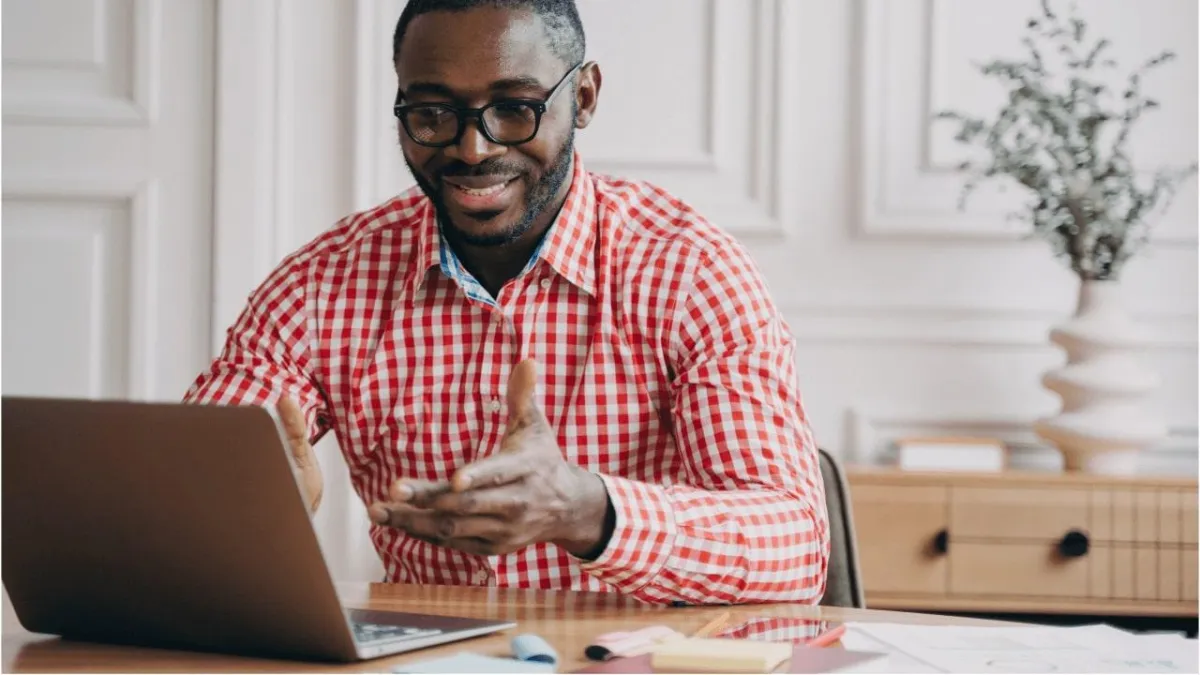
[450,181,511,197]
[441,175,520,211]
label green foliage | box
[936,0,1197,280]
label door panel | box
[2,0,215,633]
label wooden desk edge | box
[2,583,1012,673]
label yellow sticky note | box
[649,637,792,673]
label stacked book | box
[890,436,1007,472]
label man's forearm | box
[570,474,829,605]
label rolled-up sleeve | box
[184,266,331,444]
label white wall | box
[220,0,1198,581]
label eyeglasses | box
[394,62,583,148]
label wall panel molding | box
[3,0,160,126]
[211,0,286,355]
[2,177,158,399]
[785,304,1197,349]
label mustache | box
[437,160,526,178]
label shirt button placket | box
[481,310,509,435]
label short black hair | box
[392,0,586,67]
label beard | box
[405,131,576,248]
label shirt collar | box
[535,152,596,296]
[411,199,442,293]
[409,151,596,297]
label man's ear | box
[574,61,602,129]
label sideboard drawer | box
[851,484,948,596]
[950,487,1089,540]
[847,467,1199,618]
[949,541,1090,598]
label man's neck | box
[450,225,550,298]
[446,176,574,299]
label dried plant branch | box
[936,0,1197,281]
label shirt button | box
[540,278,551,289]
[486,398,502,413]
[492,313,505,327]
[474,570,489,584]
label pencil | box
[691,611,731,638]
[805,623,847,648]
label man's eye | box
[411,107,452,124]
[491,103,534,120]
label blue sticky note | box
[393,651,555,673]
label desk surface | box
[3,583,1005,672]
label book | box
[892,436,1006,472]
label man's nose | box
[447,119,505,165]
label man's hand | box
[278,396,323,515]
[367,359,612,558]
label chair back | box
[817,448,865,608]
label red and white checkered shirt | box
[185,154,829,605]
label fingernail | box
[368,505,388,523]
[393,483,414,501]
[454,474,472,491]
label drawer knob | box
[932,528,949,555]
[1058,529,1090,558]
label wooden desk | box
[2,583,1007,673]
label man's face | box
[394,7,594,247]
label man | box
[186,0,829,605]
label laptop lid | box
[1,397,360,661]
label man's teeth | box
[454,180,510,196]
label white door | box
[2,0,215,630]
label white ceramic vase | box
[1033,279,1167,474]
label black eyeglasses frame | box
[393,62,584,148]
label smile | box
[441,177,520,212]
[448,180,514,197]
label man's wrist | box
[554,471,614,559]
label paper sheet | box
[836,622,1197,674]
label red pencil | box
[804,623,847,648]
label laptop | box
[1,396,515,662]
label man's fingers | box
[451,452,535,492]
[428,485,527,518]
[389,479,453,507]
[505,358,539,427]
[439,515,508,541]
[277,396,314,467]
[368,502,435,534]
[277,396,322,513]
[368,501,507,542]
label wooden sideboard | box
[846,467,1198,619]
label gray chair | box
[817,448,866,608]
